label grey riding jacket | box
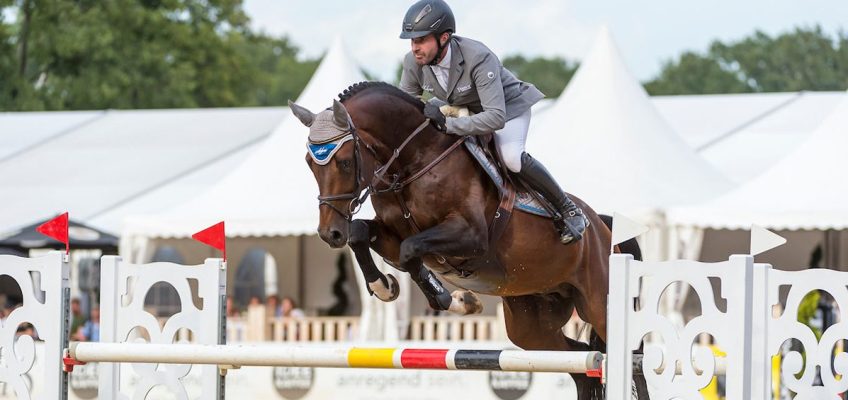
[399,36,545,136]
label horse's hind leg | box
[398,217,486,314]
[348,219,401,302]
[502,294,604,400]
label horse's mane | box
[338,81,424,112]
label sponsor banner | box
[233,366,576,400]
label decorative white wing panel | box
[98,256,226,400]
[0,252,69,400]
[607,254,755,400]
[765,268,848,400]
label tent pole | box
[298,235,305,305]
[824,229,841,270]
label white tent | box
[653,91,845,183]
[0,110,105,159]
[123,37,367,239]
[526,27,732,215]
[0,107,284,234]
[669,89,848,231]
[120,38,401,336]
[664,90,848,271]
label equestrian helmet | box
[399,0,455,39]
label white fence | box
[3,251,848,399]
[607,253,848,399]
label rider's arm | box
[445,53,506,136]
[399,53,424,98]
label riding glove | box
[423,102,447,132]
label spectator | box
[81,306,100,342]
[281,296,305,318]
[16,323,35,338]
[226,295,239,318]
[266,294,281,318]
[70,298,85,339]
[248,295,262,307]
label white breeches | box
[495,108,531,172]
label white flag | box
[611,212,649,249]
[750,225,786,256]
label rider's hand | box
[423,102,447,133]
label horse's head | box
[290,99,366,248]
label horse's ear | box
[288,100,316,127]
[332,100,351,130]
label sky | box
[243,0,846,83]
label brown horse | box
[290,82,642,399]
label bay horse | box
[290,82,643,399]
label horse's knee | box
[399,239,423,265]
[348,220,369,247]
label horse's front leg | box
[348,219,403,302]
[400,217,486,315]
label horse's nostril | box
[330,229,343,242]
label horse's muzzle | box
[319,227,348,248]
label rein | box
[317,118,466,222]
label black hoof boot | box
[415,268,452,311]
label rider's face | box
[410,34,447,65]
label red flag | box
[36,212,70,254]
[191,221,226,261]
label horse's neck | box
[399,126,455,169]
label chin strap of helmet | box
[428,32,450,66]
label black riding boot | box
[518,152,588,244]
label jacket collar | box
[444,37,464,97]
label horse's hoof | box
[369,274,400,302]
[448,290,483,315]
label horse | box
[290,81,644,399]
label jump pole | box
[66,342,603,374]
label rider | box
[398,0,588,244]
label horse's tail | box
[599,214,643,261]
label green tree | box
[234,33,319,106]
[644,52,751,95]
[502,54,577,97]
[645,26,848,95]
[710,26,847,92]
[0,0,319,110]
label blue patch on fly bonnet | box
[307,135,352,165]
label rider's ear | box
[332,100,351,131]
[441,32,451,45]
[288,100,316,127]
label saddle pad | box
[515,191,554,218]
[462,137,553,219]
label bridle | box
[315,120,378,221]
[316,117,465,222]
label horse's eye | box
[339,159,353,171]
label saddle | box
[438,105,556,220]
[463,136,556,219]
